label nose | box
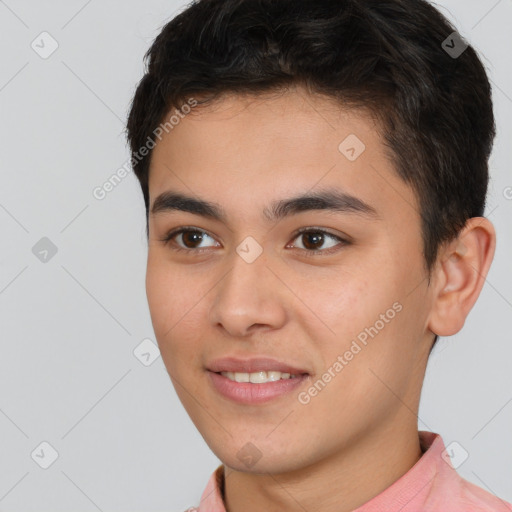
[208,248,288,338]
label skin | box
[145,86,496,512]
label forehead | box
[148,88,419,225]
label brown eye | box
[300,231,326,250]
[291,229,345,253]
[161,228,219,252]
[180,230,207,248]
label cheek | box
[307,257,417,372]
[303,267,379,346]
[145,257,175,336]
[145,254,205,359]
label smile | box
[219,370,302,383]
[208,371,309,404]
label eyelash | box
[159,226,349,257]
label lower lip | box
[208,371,308,404]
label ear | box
[427,217,496,337]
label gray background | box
[0,0,511,510]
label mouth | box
[206,357,310,404]
[217,370,305,383]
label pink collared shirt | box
[186,431,512,512]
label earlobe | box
[427,217,496,337]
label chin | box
[205,436,307,475]
[221,453,292,474]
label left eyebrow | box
[150,187,380,223]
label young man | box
[126,0,511,510]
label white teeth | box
[249,371,267,383]
[220,371,299,383]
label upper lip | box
[207,356,309,375]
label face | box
[146,88,435,474]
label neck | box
[223,420,423,512]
